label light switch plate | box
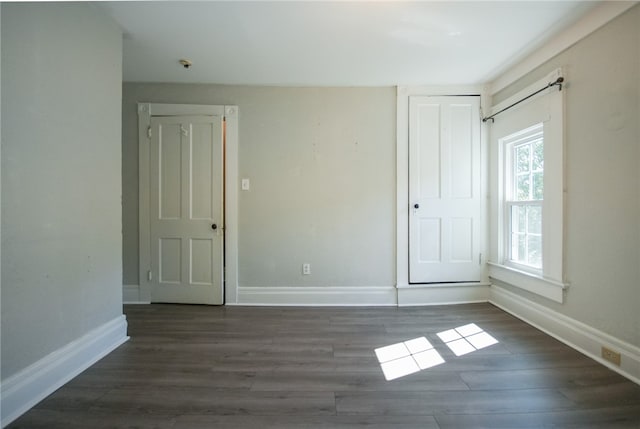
[241,178,250,191]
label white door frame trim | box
[137,103,239,304]
[396,86,488,289]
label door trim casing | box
[396,86,489,290]
[137,103,239,304]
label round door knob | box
[414,203,420,209]
[212,224,217,230]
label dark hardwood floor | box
[8,303,640,428]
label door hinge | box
[147,270,153,281]
[147,126,152,139]
[479,253,483,265]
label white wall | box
[1,3,124,378]
[122,85,396,294]
[489,5,640,348]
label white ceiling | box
[101,1,598,87]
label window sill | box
[487,262,568,303]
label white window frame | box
[503,123,544,274]
[487,69,568,303]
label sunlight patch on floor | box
[437,323,499,356]
[374,336,445,381]
[375,323,498,381]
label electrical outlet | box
[302,263,311,275]
[601,346,621,366]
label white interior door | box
[149,115,223,304]
[409,96,482,283]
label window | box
[487,69,566,303]
[504,124,544,272]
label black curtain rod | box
[483,76,564,123]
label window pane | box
[528,235,542,268]
[532,140,544,171]
[517,234,526,264]
[517,175,530,200]
[527,205,542,234]
[532,172,543,200]
[510,233,519,261]
[516,146,530,173]
[511,205,525,233]
[509,204,543,269]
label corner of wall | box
[490,286,640,385]
[0,316,129,427]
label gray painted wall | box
[1,3,123,377]
[491,5,640,347]
[0,7,3,377]
[122,85,395,288]
[121,7,639,352]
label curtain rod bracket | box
[550,76,564,91]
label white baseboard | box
[1,315,129,427]
[490,285,640,385]
[125,283,492,307]
[123,284,150,304]
[234,286,398,306]
[397,283,490,306]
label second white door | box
[149,115,224,304]
[409,96,482,284]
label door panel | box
[159,124,182,220]
[450,105,473,199]
[417,103,441,200]
[191,122,214,220]
[190,238,214,285]
[419,218,441,263]
[159,238,182,283]
[150,115,223,304]
[450,217,473,262]
[409,96,482,283]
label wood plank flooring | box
[8,303,640,428]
